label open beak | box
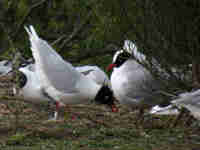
[107,63,116,72]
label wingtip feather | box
[29,25,39,39]
[24,26,31,37]
[24,25,39,41]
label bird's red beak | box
[111,104,119,112]
[107,64,116,72]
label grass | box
[0,76,200,150]
[0,100,200,150]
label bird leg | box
[184,114,194,127]
[42,89,60,121]
[52,101,60,120]
[182,109,193,127]
[172,107,187,127]
[135,108,145,128]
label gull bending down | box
[16,64,111,104]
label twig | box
[13,0,48,40]
[51,35,67,46]
[59,11,93,49]
[0,56,12,61]
[69,45,116,64]
[156,90,177,98]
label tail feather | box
[29,25,39,39]
[24,25,49,92]
[24,26,31,37]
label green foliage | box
[0,0,199,91]
[17,0,29,19]
[6,133,27,145]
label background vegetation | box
[0,0,199,75]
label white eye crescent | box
[112,50,123,63]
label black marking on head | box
[18,58,35,68]
[95,85,114,106]
[113,50,131,67]
[18,71,27,88]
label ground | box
[0,99,200,150]
[0,76,200,150]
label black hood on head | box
[115,51,131,68]
[19,58,34,68]
[18,71,27,88]
[95,85,114,106]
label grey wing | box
[172,90,200,120]
[174,90,200,106]
[89,67,109,85]
[122,60,163,104]
[76,65,109,85]
[75,66,95,75]
[25,26,81,93]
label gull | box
[12,63,113,120]
[16,64,111,103]
[24,25,116,120]
[0,60,12,76]
[5,61,112,118]
[107,49,167,109]
[106,41,172,124]
[150,89,200,120]
[171,89,200,120]
[122,40,197,122]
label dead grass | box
[0,76,200,150]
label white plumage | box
[17,64,50,103]
[108,41,168,109]
[75,65,111,88]
[25,26,101,105]
[23,25,116,119]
